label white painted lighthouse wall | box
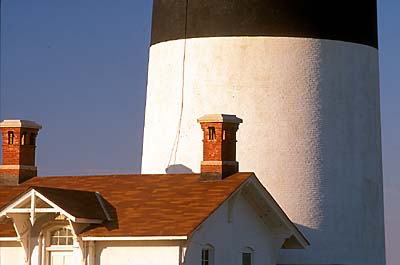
[0,242,25,265]
[185,193,280,265]
[95,241,180,265]
[142,37,385,264]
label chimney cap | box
[197,114,243,124]
[0,120,42,129]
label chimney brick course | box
[0,120,41,185]
[198,114,242,181]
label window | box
[50,228,74,246]
[208,127,216,140]
[30,133,36,145]
[242,247,253,265]
[201,244,214,265]
[21,132,27,145]
[202,249,210,265]
[8,131,14,145]
[242,253,251,265]
[45,227,74,265]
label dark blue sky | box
[1,1,151,175]
[1,1,399,263]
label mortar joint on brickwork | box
[198,114,242,181]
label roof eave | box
[81,236,188,241]
[246,175,310,249]
[0,187,106,225]
[0,237,19,242]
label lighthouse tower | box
[141,1,385,264]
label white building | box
[142,1,386,265]
[1,2,386,265]
[0,117,308,265]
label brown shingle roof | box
[0,219,16,237]
[0,173,252,238]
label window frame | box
[48,227,74,247]
[8,131,14,145]
[21,132,27,145]
[201,244,214,265]
[208,127,216,141]
[43,225,75,265]
[242,247,254,265]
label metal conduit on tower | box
[141,1,385,264]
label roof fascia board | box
[6,208,57,213]
[75,218,103,224]
[33,190,77,222]
[81,236,187,241]
[246,175,309,248]
[0,237,18,241]
[0,188,103,224]
[188,173,255,238]
[34,191,103,224]
[0,190,34,217]
[95,192,112,221]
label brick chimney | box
[0,120,42,185]
[198,114,242,181]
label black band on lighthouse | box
[151,0,378,48]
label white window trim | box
[242,246,254,265]
[45,246,74,252]
[201,244,215,265]
[42,224,76,265]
